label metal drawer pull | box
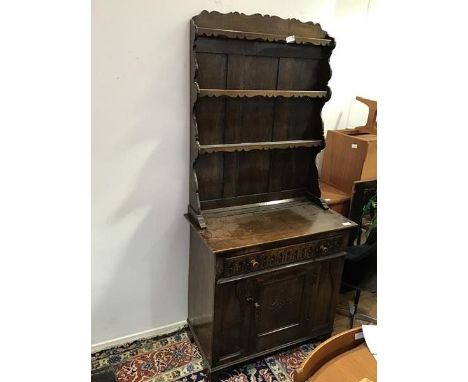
[250,259,260,268]
[319,244,328,252]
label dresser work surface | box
[199,199,356,254]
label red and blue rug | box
[91,329,315,382]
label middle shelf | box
[197,139,323,154]
[197,88,329,99]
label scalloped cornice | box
[192,10,333,46]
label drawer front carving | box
[223,235,345,278]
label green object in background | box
[362,194,377,240]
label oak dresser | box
[185,11,357,379]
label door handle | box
[246,296,260,308]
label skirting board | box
[91,320,187,353]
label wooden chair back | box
[294,326,365,382]
[355,96,377,135]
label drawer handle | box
[320,244,329,253]
[250,259,260,269]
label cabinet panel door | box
[307,257,344,332]
[212,279,253,365]
[252,266,317,352]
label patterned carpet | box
[91,329,315,382]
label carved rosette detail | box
[269,294,294,311]
[223,236,344,277]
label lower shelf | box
[197,88,329,98]
[197,140,323,154]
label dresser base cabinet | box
[187,201,355,378]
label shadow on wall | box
[92,70,190,343]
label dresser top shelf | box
[192,10,333,46]
[196,199,356,254]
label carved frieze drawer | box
[222,235,345,278]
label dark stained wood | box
[236,151,270,196]
[192,11,333,46]
[348,179,377,245]
[189,11,334,223]
[187,227,216,364]
[196,26,332,46]
[195,148,323,208]
[91,368,116,382]
[199,199,355,254]
[188,212,353,371]
[273,99,326,141]
[198,140,323,154]
[187,11,350,379]
[195,37,329,60]
[212,276,253,363]
[198,89,329,98]
[195,153,224,201]
[200,188,307,210]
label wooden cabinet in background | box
[186,11,357,380]
[320,97,377,216]
[321,130,377,195]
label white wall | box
[92,0,376,344]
